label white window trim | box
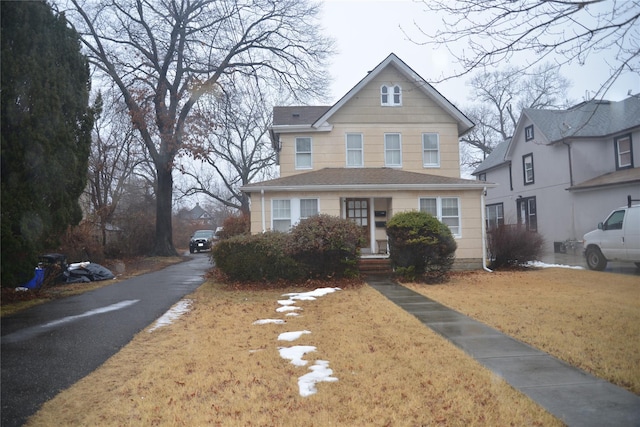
[299,198,320,220]
[422,133,440,168]
[418,196,462,238]
[345,133,364,167]
[295,137,312,170]
[384,133,402,168]
[615,135,632,168]
[272,199,292,231]
[272,198,320,231]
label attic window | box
[292,113,300,118]
[381,85,401,106]
[525,125,534,141]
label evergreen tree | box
[1,1,93,286]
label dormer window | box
[381,84,401,106]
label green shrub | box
[487,224,545,269]
[211,231,303,282]
[289,214,366,279]
[386,211,457,283]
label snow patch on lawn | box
[148,299,192,332]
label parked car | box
[189,230,215,253]
[583,202,640,270]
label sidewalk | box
[366,275,640,427]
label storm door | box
[346,198,370,247]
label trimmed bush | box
[289,214,366,279]
[211,231,303,282]
[386,211,457,283]
[488,224,545,269]
[217,214,250,239]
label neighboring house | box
[241,53,494,270]
[178,203,213,226]
[473,96,640,254]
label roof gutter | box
[241,182,497,193]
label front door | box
[346,198,370,247]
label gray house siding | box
[475,97,640,256]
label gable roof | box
[472,138,511,175]
[524,96,640,143]
[271,53,474,136]
[241,168,493,192]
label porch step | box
[358,258,392,274]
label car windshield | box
[193,231,214,239]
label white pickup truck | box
[583,203,640,271]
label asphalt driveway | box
[1,254,211,427]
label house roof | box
[568,167,640,191]
[472,138,511,175]
[270,53,474,137]
[241,168,493,192]
[524,96,640,143]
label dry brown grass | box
[27,279,561,427]
[404,268,640,395]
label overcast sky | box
[319,0,640,107]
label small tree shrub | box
[211,231,304,282]
[488,224,545,269]
[386,211,457,283]
[58,222,105,264]
[217,214,250,239]
[289,214,366,279]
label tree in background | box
[85,89,147,247]
[412,0,639,98]
[177,78,277,215]
[1,1,94,286]
[64,0,333,256]
[461,64,572,170]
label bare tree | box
[410,0,639,98]
[459,64,572,170]
[62,0,333,255]
[177,78,277,215]
[85,89,146,246]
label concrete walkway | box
[366,275,640,427]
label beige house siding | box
[278,67,461,178]
[247,189,484,261]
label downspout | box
[563,140,574,187]
[261,189,266,233]
[481,186,493,272]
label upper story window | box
[422,133,440,167]
[346,133,364,167]
[477,173,487,182]
[381,84,402,106]
[615,134,633,170]
[295,137,312,169]
[523,153,534,185]
[384,133,402,167]
[419,197,461,237]
[525,125,534,141]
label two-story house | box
[473,96,640,255]
[241,53,494,270]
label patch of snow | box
[278,330,311,341]
[298,360,339,397]
[525,261,584,270]
[148,299,192,332]
[279,345,316,366]
[276,305,302,313]
[253,319,286,325]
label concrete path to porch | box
[365,274,640,427]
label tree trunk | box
[152,165,178,256]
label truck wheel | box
[585,247,607,271]
[189,247,194,254]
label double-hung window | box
[422,133,440,167]
[346,133,364,167]
[384,133,402,167]
[615,134,633,169]
[419,197,461,236]
[300,199,319,219]
[295,137,312,169]
[272,200,291,232]
[523,153,534,185]
[485,203,504,229]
